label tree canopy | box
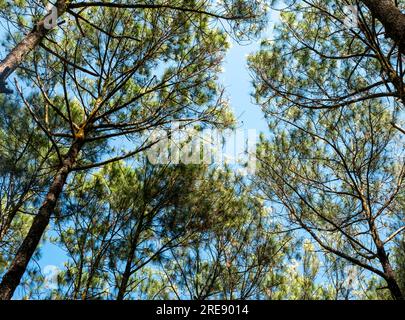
[0,0,404,301]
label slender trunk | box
[0,204,23,243]
[0,139,83,300]
[361,0,405,50]
[377,246,404,300]
[116,213,146,300]
[81,244,110,300]
[72,259,84,300]
[116,248,136,301]
[0,0,68,93]
[370,218,403,300]
[360,197,404,300]
[0,189,33,242]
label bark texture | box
[0,139,83,300]
[362,0,405,50]
[367,204,404,300]
[0,0,68,93]
[376,243,404,300]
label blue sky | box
[37,37,274,267]
[222,42,268,133]
[221,11,280,135]
[13,9,283,297]
[27,42,271,298]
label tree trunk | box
[361,0,405,50]
[372,221,403,300]
[116,246,136,301]
[0,204,24,243]
[0,139,83,300]
[364,201,404,300]
[116,213,146,300]
[377,246,404,300]
[0,0,68,94]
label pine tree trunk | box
[116,249,136,301]
[116,214,146,300]
[377,246,404,300]
[0,0,68,93]
[0,139,83,300]
[0,206,23,243]
[365,203,404,300]
[362,0,405,50]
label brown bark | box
[375,241,404,300]
[0,1,68,94]
[380,254,404,300]
[367,208,404,300]
[0,138,83,300]
[116,254,135,300]
[362,0,405,50]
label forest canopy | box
[0,0,403,300]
